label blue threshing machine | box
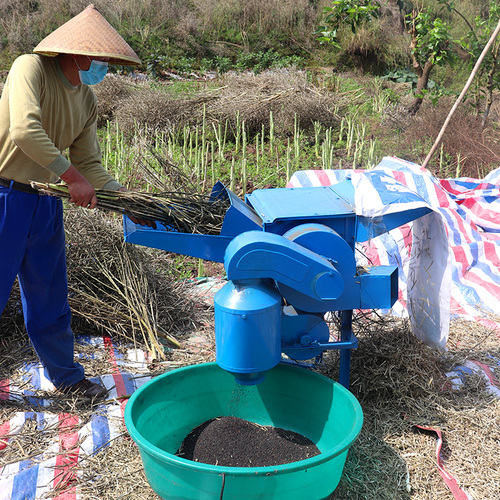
[124,179,430,388]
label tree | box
[404,3,455,115]
[318,0,456,115]
[459,0,500,128]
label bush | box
[335,13,410,74]
[401,99,500,177]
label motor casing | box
[214,278,282,385]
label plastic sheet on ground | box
[0,334,157,500]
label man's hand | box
[60,165,97,208]
[118,186,157,229]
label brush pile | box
[1,202,205,362]
[62,206,201,358]
[31,182,229,235]
[101,68,344,141]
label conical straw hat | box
[33,4,141,66]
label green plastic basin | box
[124,362,363,500]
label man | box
[0,5,146,400]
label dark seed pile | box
[176,416,320,467]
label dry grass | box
[189,0,321,43]
[70,436,159,499]
[326,314,500,500]
[2,292,499,499]
[208,68,343,138]
[110,84,218,138]
[398,98,500,178]
[63,206,203,358]
[104,68,344,141]
[339,12,410,73]
[94,74,135,128]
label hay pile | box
[115,87,216,138]
[93,74,135,128]
[98,68,344,140]
[0,204,202,359]
[204,69,343,138]
[325,314,500,499]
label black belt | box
[0,177,39,194]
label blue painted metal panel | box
[359,266,398,309]
[356,207,431,242]
[215,279,282,385]
[123,217,232,262]
[246,183,355,224]
[224,230,344,301]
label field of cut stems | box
[92,68,500,198]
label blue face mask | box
[78,59,108,85]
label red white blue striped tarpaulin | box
[0,335,154,500]
[288,156,500,349]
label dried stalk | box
[31,182,229,235]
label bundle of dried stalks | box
[63,206,199,358]
[31,182,229,235]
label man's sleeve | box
[68,97,121,190]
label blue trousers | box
[0,185,84,388]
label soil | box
[176,416,320,467]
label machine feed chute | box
[123,181,262,263]
[124,177,431,388]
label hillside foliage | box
[1,0,499,180]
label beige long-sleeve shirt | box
[0,54,120,190]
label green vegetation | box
[460,0,500,126]
[316,0,382,48]
[1,0,500,186]
[91,67,499,196]
[98,111,380,195]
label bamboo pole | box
[420,18,500,171]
